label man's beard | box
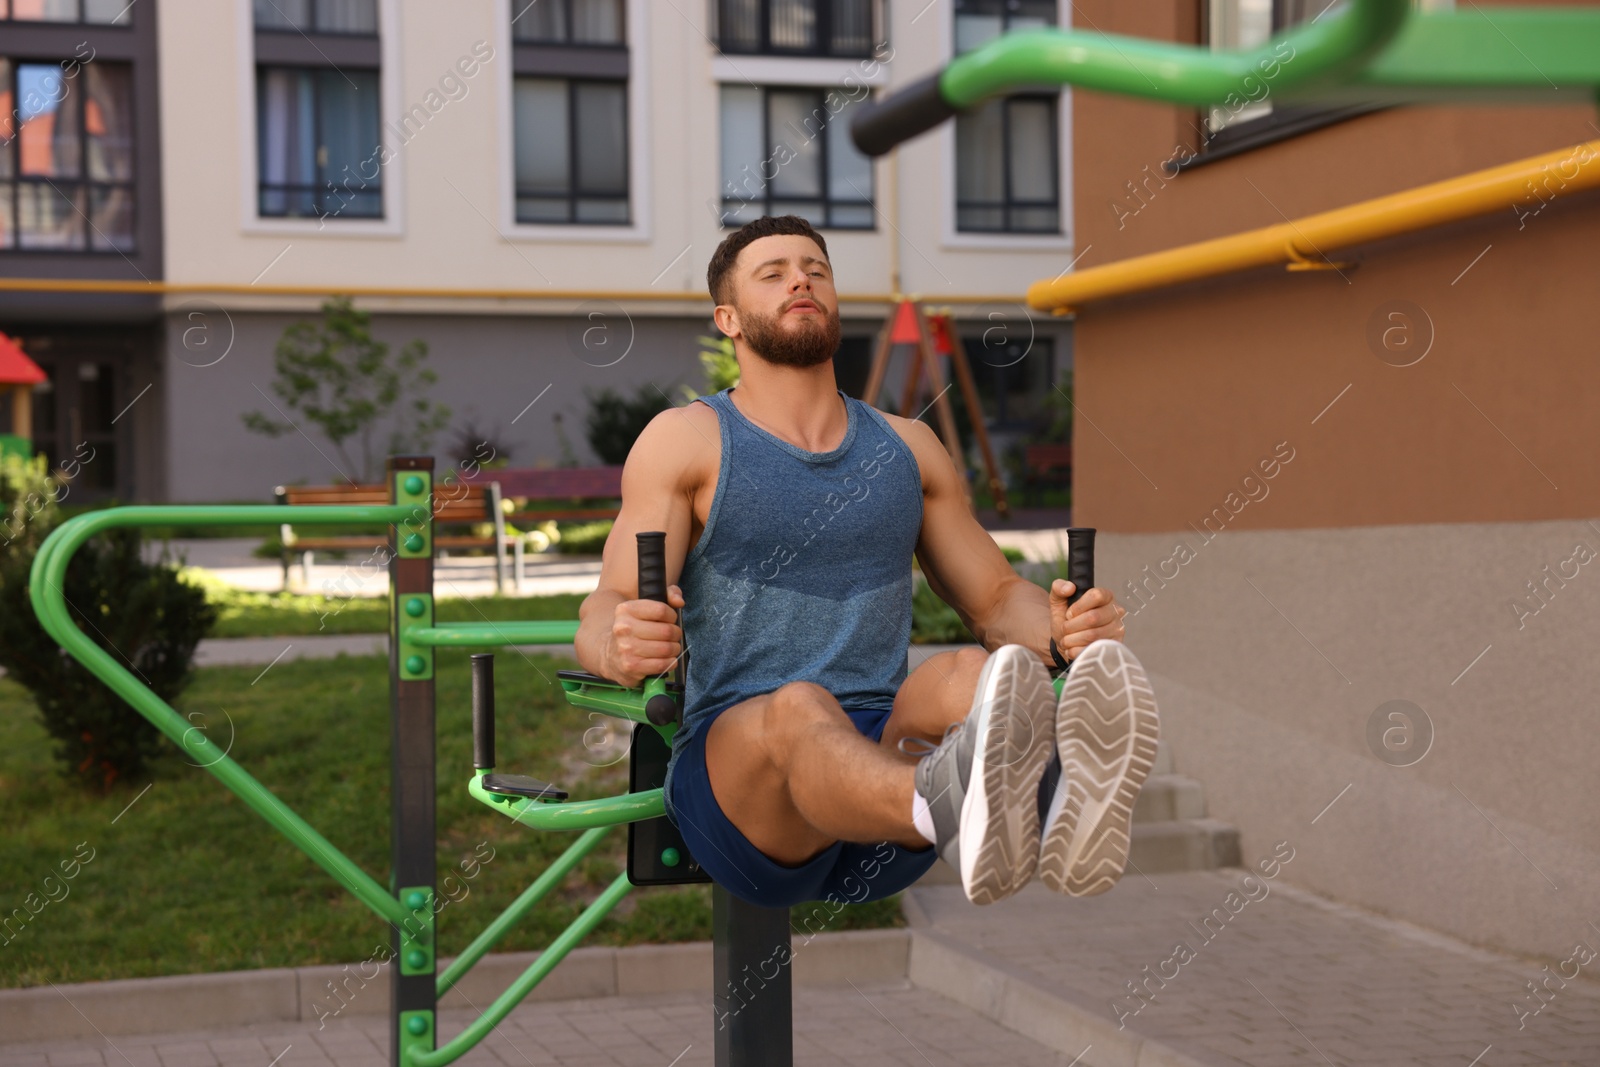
[738,298,842,368]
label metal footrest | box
[480,773,569,801]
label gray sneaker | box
[1038,639,1161,897]
[911,644,1056,905]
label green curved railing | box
[850,0,1410,155]
[30,507,419,926]
[27,504,663,1067]
[945,0,1406,109]
[851,2,1600,156]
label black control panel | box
[627,724,712,886]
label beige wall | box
[1102,521,1600,960]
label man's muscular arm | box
[574,407,707,687]
[893,418,1125,665]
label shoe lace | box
[897,720,962,758]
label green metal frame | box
[922,3,1600,123]
[27,502,664,1067]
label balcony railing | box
[716,0,880,58]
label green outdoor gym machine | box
[30,2,1600,1063]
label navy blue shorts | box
[666,705,939,909]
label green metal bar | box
[436,825,613,996]
[28,505,416,929]
[469,774,665,830]
[559,682,654,724]
[408,871,635,1067]
[1286,10,1600,104]
[407,621,580,646]
[938,0,1408,110]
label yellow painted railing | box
[1027,137,1600,313]
[0,277,1017,307]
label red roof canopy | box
[0,334,46,386]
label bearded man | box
[575,215,1159,908]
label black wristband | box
[1049,637,1070,675]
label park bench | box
[1022,443,1072,506]
[275,479,513,594]
[461,465,623,526]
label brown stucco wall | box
[1059,2,1600,962]
[1069,0,1600,533]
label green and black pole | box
[390,456,438,1067]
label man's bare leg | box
[701,649,991,866]
[878,647,992,755]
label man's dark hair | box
[706,215,830,307]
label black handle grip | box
[471,653,495,771]
[850,71,957,157]
[1065,527,1095,610]
[637,531,667,604]
[646,693,680,727]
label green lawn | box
[0,653,902,989]
[200,581,592,639]
[198,580,985,645]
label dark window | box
[253,0,378,35]
[833,335,874,398]
[511,0,624,45]
[961,335,1055,430]
[719,85,874,230]
[953,1,1060,234]
[716,0,880,58]
[256,66,382,219]
[0,0,133,24]
[513,78,629,224]
[0,57,136,251]
[955,95,1059,234]
[253,0,382,219]
[510,2,632,225]
[953,0,1054,51]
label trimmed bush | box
[0,459,215,790]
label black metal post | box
[389,456,437,1066]
[713,886,793,1066]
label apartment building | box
[0,0,161,498]
[0,0,1078,501]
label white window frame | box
[494,0,652,244]
[708,54,889,234]
[235,0,406,237]
[939,0,1073,252]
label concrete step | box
[1128,818,1241,875]
[904,921,1215,1067]
[914,816,1240,889]
[1131,774,1207,824]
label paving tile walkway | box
[907,873,1600,1067]
[0,982,1081,1067]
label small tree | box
[0,456,215,791]
[244,296,451,483]
[584,384,674,465]
[679,335,740,401]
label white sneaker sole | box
[959,645,1057,905]
[1038,639,1160,898]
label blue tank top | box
[662,387,924,823]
